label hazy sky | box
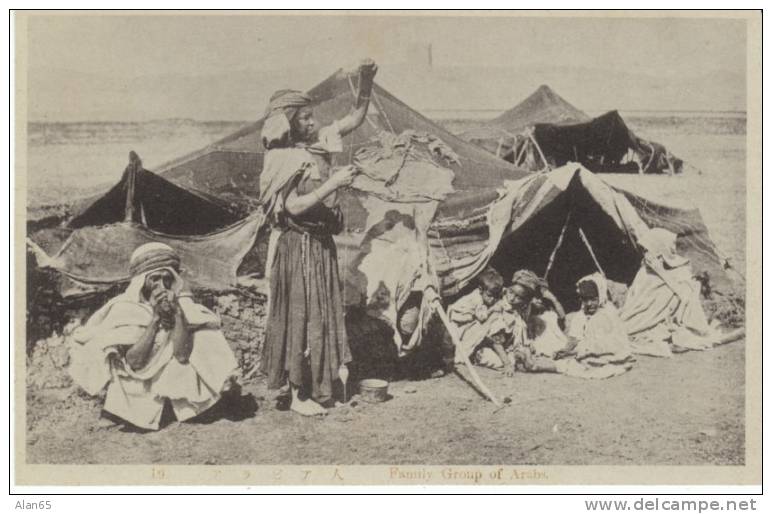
[24,13,748,120]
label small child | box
[445,268,508,371]
[506,269,568,373]
[472,284,524,375]
[557,274,635,378]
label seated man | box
[68,243,237,430]
[619,228,717,357]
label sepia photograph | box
[13,10,761,487]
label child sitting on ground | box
[445,268,511,373]
[554,273,635,379]
[472,284,524,375]
[506,269,568,373]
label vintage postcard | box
[13,10,761,487]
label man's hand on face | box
[150,286,177,327]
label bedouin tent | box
[28,68,735,360]
[506,111,684,175]
[156,68,521,216]
[460,85,590,160]
[460,85,683,175]
[333,160,738,361]
[427,164,734,311]
[26,150,254,297]
[27,67,522,301]
[68,151,241,234]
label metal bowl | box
[358,379,389,403]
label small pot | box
[358,379,389,403]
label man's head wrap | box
[129,242,181,277]
[510,269,547,298]
[261,89,313,149]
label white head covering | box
[261,114,292,150]
[129,242,181,277]
[639,228,689,268]
[125,243,183,302]
[576,272,609,307]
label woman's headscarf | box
[638,228,689,269]
[261,89,313,150]
[576,273,608,307]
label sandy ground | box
[26,342,744,465]
[24,116,748,466]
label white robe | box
[68,269,237,430]
[619,260,716,357]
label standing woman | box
[259,60,378,416]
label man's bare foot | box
[290,397,327,417]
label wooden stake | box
[124,151,141,223]
[431,298,502,407]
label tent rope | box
[371,88,396,135]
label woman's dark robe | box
[259,125,351,403]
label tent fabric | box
[68,152,241,235]
[492,85,591,131]
[29,69,522,303]
[427,165,730,312]
[507,111,684,174]
[156,69,525,223]
[31,213,264,296]
[28,68,728,337]
[460,85,590,158]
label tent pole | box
[543,210,572,280]
[124,151,140,223]
[429,294,502,407]
[529,130,550,172]
[578,227,607,277]
[514,137,527,167]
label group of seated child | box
[446,267,636,380]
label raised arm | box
[125,316,161,371]
[126,286,170,371]
[336,59,378,137]
[126,287,174,371]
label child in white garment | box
[446,268,511,372]
[472,284,525,375]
